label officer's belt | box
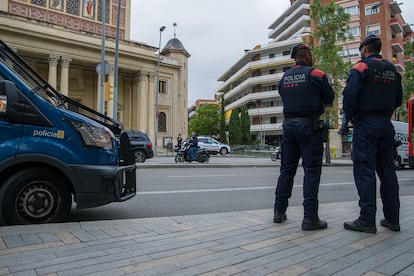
[283,117,316,124]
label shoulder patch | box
[352,62,368,72]
[310,68,324,78]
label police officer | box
[188,132,199,160]
[274,44,334,230]
[342,35,402,233]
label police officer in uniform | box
[274,44,334,230]
[342,35,402,234]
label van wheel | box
[0,168,72,225]
[134,150,146,163]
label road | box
[68,166,414,222]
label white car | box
[197,136,230,155]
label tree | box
[240,107,251,145]
[228,109,242,145]
[188,104,219,136]
[397,40,414,121]
[219,94,227,143]
[310,0,351,164]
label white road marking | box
[137,179,412,195]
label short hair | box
[365,39,381,53]
[294,48,311,61]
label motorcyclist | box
[188,132,199,160]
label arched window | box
[158,112,166,132]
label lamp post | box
[154,25,166,157]
[366,2,384,36]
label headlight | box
[68,119,114,150]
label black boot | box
[302,218,327,230]
[344,219,377,234]
[273,212,287,223]
[380,219,400,232]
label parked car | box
[121,131,154,162]
[197,136,230,155]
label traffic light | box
[104,82,114,101]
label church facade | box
[0,0,189,153]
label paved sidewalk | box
[1,196,413,275]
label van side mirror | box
[0,80,19,118]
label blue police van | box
[0,40,136,225]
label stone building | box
[0,0,189,153]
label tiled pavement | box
[1,195,414,276]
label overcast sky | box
[129,1,414,107]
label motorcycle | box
[175,142,210,163]
[271,147,281,161]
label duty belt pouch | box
[317,120,329,142]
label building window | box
[158,112,166,132]
[269,53,275,59]
[366,24,381,36]
[344,5,359,16]
[348,26,360,37]
[365,4,381,15]
[159,80,167,94]
[339,48,359,58]
[50,0,63,10]
[271,117,277,124]
[67,0,80,15]
[83,0,95,18]
[31,0,46,6]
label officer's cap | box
[290,44,311,59]
[359,34,380,51]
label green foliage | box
[398,40,414,121]
[310,0,352,128]
[188,104,219,136]
[240,107,251,145]
[219,95,227,143]
[228,109,242,145]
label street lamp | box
[154,25,166,157]
[366,2,384,36]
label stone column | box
[137,71,148,132]
[147,73,156,143]
[48,55,59,89]
[60,57,72,96]
[131,73,141,130]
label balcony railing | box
[217,56,292,92]
[390,18,403,34]
[224,73,284,101]
[391,38,404,53]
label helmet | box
[359,34,380,51]
[191,132,196,137]
[291,43,311,59]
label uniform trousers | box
[274,119,323,220]
[352,116,400,225]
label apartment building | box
[217,0,412,151]
[217,0,311,146]
[0,0,189,153]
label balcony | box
[223,73,284,102]
[403,24,413,35]
[250,123,283,133]
[390,18,403,34]
[389,1,402,15]
[269,2,310,40]
[217,56,292,92]
[392,59,404,72]
[225,90,279,112]
[391,38,404,53]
